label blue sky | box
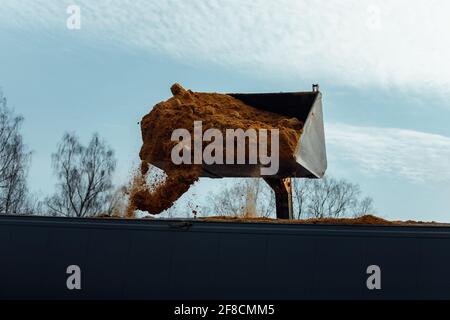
[0,0,449,221]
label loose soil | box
[199,215,448,226]
[200,214,393,225]
[99,214,448,227]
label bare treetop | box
[46,132,116,217]
[0,90,33,215]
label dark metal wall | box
[0,216,449,299]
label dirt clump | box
[131,83,304,215]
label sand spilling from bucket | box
[127,164,201,217]
[130,83,303,215]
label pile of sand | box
[129,83,304,215]
[199,214,394,225]
[198,215,450,226]
[98,213,449,227]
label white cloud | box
[1,0,450,94]
[326,123,450,182]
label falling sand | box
[128,83,304,215]
[127,163,201,216]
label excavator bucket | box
[200,85,327,180]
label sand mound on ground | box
[200,214,393,225]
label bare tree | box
[0,90,34,215]
[205,175,375,219]
[203,178,275,217]
[306,177,359,218]
[354,196,375,217]
[293,176,375,218]
[204,180,246,216]
[46,133,116,217]
[292,178,312,219]
[104,185,128,217]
